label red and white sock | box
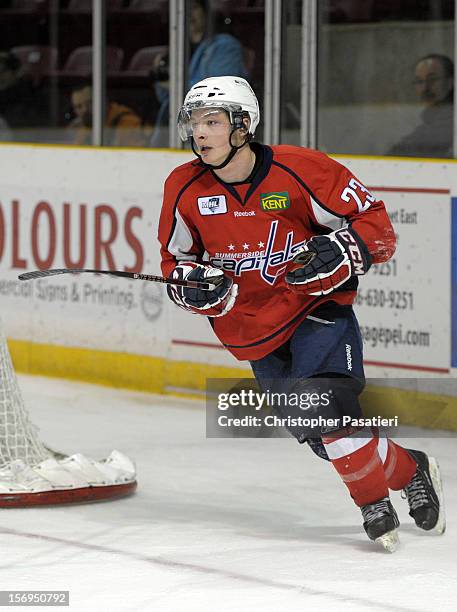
[322,427,388,507]
[377,438,417,490]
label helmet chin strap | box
[191,129,250,170]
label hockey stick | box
[17,268,221,291]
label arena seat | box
[66,0,123,11]
[123,46,168,77]
[11,45,58,85]
[126,0,167,11]
[213,0,263,8]
[60,46,124,76]
[9,0,49,11]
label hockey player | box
[158,76,445,551]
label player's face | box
[190,108,233,164]
[414,58,453,107]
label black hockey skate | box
[403,449,446,534]
[361,497,400,552]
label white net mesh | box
[0,320,137,506]
[0,325,50,469]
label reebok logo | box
[234,210,256,217]
[345,344,353,371]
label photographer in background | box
[149,0,248,147]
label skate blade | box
[428,457,446,535]
[375,529,400,553]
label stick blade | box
[18,269,85,281]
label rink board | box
[0,144,455,423]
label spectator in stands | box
[0,51,46,140]
[388,54,454,158]
[148,0,248,147]
[68,83,145,147]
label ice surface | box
[1,374,456,612]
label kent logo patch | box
[260,192,290,211]
[197,195,227,216]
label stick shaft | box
[17,268,217,290]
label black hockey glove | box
[285,228,371,296]
[167,262,238,317]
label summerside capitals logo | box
[260,192,290,211]
[210,220,305,285]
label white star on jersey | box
[228,244,235,250]
[258,241,265,248]
[243,243,250,250]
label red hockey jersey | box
[158,144,396,361]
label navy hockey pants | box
[249,308,366,444]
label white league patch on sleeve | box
[197,195,228,216]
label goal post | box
[0,322,137,507]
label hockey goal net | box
[0,322,137,507]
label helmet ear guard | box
[231,111,251,138]
[231,111,244,130]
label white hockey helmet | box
[177,76,260,141]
